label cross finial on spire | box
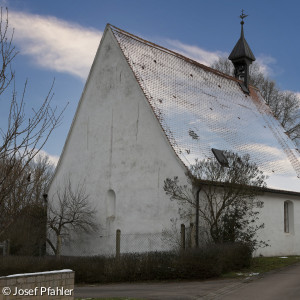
[240,9,248,25]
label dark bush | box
[217,243,252,272]
[0,243,252,283]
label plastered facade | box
[48,26,300,257]
[48,28,187,255]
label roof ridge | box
[109,24,258,90]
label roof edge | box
[47,24,113,192]
[193,179,300,197]
[109,24,259,91]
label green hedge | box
[0,243,251,283]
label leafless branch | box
[47,179,98,256]
[164,152,267,250]
[0,8,66,242]
[211,57,300,145]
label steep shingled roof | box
[109,25,300,193]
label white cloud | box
[6,9,282,87]
[256,55,277,77]
[36,149,60,166]
[294,92,300,101]
[9,10,102,80]
[9,10,225,80]
[164,40,277,79]
[165,39,226,66]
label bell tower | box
[228,10,255,93]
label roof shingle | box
[110,24,300,193]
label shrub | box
[0,243,252,283]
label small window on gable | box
[107,189,116,219]
[212,148,229,167]
[284,201,294,234]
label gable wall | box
[48,28,187,255]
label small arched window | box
[106,189,116,219]
[284,201,294,234]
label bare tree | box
[0,8,17,96]
[211,56,234,77]
[161,218,183,252]
[1,155,53,254]
[47,180,98,256]
[164,152,268,251]
[0,8,64,239]
[211,57,300,145]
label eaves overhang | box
[192,178,300,198]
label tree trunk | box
[56,235,61,257]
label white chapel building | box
[48,22,300,257]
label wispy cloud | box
[256,55,277,77]
[9,10,226,80]
[36,149,60,166]
[164,39,277,79]
[165,39,226,66]
[6,9,281,86]
[294,92,300,101]
[9,10,102,80]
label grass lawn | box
[223,255,300,278]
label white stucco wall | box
[254,192,300,257]
[193,188,300,257]
[48,27,187,255]
[48,27,300,257]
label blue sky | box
[1,0,300,164]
